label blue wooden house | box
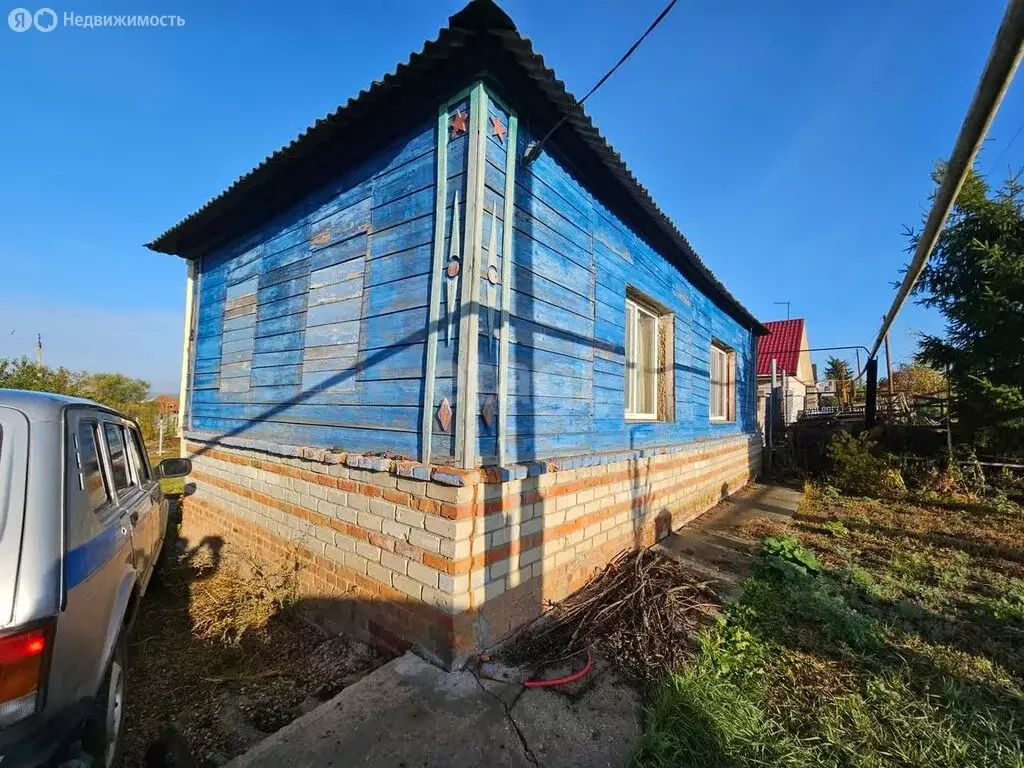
[150,0,765,661]
[150,0,762,470]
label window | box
[126,426,150,484]
[75,422,110,512]
[710,341,736,422]
[103,423,133,493]
[625,298,658,419]
[625,292,674,421]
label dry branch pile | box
[504,548,719,684]
[189,553,298,645]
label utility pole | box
[35,334,43,366]
[870,0,1024,360]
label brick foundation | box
[182,434,760,667]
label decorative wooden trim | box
[455,83,488,469]
[188,259,203,434]
[178,258,198,454]
[421,104,451,464]
[497,111,518,467]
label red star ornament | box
[490,115,507,143]
[450,109,468,137]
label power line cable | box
[986,115,1024,174]
[522,0,679,164]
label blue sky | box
[1,0,1020,393]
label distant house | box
[152,394,179,417]
[756,318,817,428]
[148,0,765,666]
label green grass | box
[150,456,186,496]
[633,488,1024,768]
[160,476,185,496]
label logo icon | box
[33,7,55,30]
[8,7,32,30]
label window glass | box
[126,426,150,483]
[77,422,110,512]
[710,343,734,421]
[636,309,656,415]
[625,296,662,419]
[103,423,133,492]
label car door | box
[56,409,135,704]
[97,419,156,595]
[123,422,164,591]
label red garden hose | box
[522,652,593,688]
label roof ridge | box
[147,0,763,331]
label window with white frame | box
[625,296,660,420]
[710,341,736,421]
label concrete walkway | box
[656,483,802,597]
[229,652,640,768]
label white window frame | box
[710,341,735,422]
[625,297,660,421]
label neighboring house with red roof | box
[152,394,179,417]
[756,318,817,428]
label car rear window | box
[102,423,132,493]
[76,422,110,513]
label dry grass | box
[188,550,297,645]
[123,537,386,766]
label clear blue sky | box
[2,0,1020,393]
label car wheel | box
[83,633,127,768]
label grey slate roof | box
[146,0,763,331]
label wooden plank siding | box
[492,99,755,463]
[189,119,441,456]
[186,80,756,466]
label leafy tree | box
[910,167,1024,449]
[80,372,149,406]
[0,357,85,395]
[880,362,946,399]
[0,358,161,443]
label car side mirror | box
[158,457,193,478]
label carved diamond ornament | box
[436,397,453,432]
[480,396,495,429]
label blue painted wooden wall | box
[186,82,757,465]
[190,119,442,458]
[472,85,756,464]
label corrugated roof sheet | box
[146,0,763,332]
[756,319,805,377]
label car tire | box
[83,632,127,768]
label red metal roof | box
[756,319,805,377]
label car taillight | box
[0,623,51,727]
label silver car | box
[0,390,191,767]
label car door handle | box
[129,510,140,527]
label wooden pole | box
[882,316,894,416]
[865,358,878,428]
[871,0,1024,360]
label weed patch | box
[633,488,1024,767]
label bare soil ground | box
[121,527,389,767]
